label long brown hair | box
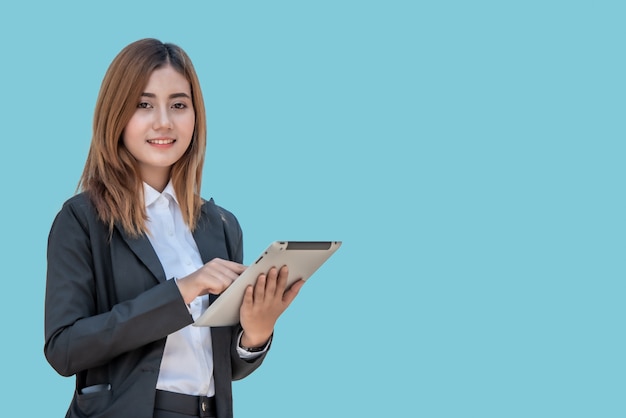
[79,38,207,236]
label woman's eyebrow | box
[140,92,191,99]
[169,92,191,99]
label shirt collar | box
[143,180,179,207]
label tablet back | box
[194,241,342,327]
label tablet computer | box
[193,241,342,327]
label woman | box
[44,38,303,418]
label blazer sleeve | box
[44,197,193,377]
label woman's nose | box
[153,108,173,130]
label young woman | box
[44,38,303,418]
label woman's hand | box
[239,265,304,348]
[176,258,246,304]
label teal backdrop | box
[0,1,624,417]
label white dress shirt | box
[144,182,263,397]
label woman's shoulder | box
[51,192,100,230]
[200,197,243,260]
[199,197,243,244]
[200,197,239,224]
[58,192,96,216]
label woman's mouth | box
[147,138,176,145]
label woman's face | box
[123,64,195,191]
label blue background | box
[1,1,624,417]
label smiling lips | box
[147,138,176,145]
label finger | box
[254,273,267,303]
[264,266,279,297]
[241,285,254,310]
[197,263,239,295]
[211,258,247,276]
[282,278,305,304]
[275,265,289,292]
[206,272,235,293]
[207,276,233,295]
[205,261,243,284]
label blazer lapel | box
[115,199,227,288]
[193,200,229,305]
[116,225,167,283]
[192,200,229,264]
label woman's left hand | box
[239,265,304,348]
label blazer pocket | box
[75,384,112,417]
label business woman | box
[44,38,303,418]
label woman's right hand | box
[176,258,246,304]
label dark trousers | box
[154,390,217,418]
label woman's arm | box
[44,199,193,377]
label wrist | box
[240,331,272,349]
[175,275,200,304]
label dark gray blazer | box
[44,193,267,418]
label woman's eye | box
[172,102,187,109]
[137,102,151,109]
